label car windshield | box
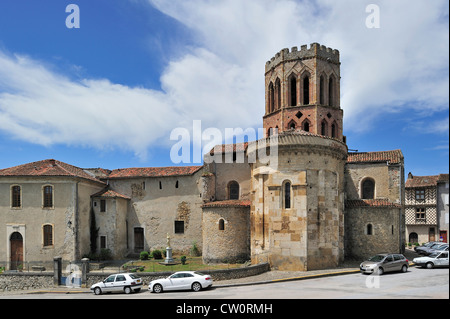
[368,255,385,262]
[129,274,139,279]
[429,252,440,257]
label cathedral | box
[0,43,405,271]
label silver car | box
[413,251,449,269]
[360,253,409,275]
[148,271,213,293]
[90,273,143,295]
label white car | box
[148,271,213,293]
[91,273,143,295]
[413,251,449,269]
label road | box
[1,267,448,300]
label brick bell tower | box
[263,43,344,142]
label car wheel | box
[192,282,202,292]
[426,262,434,269]
[401,265,408,273]
[94,287,102,295]
[124,286,132,294]
[153,284,163,293]
[377,267,384,275]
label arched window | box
[283,181,292,209]
[362,178,375,199]
[331,123,337,138]
[175,181,179,188]
[366,224,373,235]
[302,120,310,132]
[11,185,21,208]
[303,76,310,105]
[289,74,297,106]
[219,219,225,231]
[268,82,274,113]
[328,76,334,107]
[320,75,325,105]
[288,120,296,130]
[321,120,328,136]
[409,232,418,243]
[43,185,53,208]
[43,224,53,247]
[275,78,281,110]
[228,181,239,200]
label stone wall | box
[0,272,54,292]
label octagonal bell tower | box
[263,43,344,142]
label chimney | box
[408,172,413,179]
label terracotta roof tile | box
[108,165,203,179]
[345,199,402,208]
[347,150,403,164]
[202,200,251,208]
[406,175,440,188]
[0,159,105,184]
[209,142,249,155]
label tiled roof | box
[347,150,403,164]
[209,142,249,155]
[0,159,104,184]
[438,174,449,183]
[108,166,203,179]
[406,175,440,188]
[202,200,251,208]
[91,188,130,200]
[345,199,402,208]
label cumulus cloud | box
[0,0,448,160]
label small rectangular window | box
[415,189,425,200]
[100,235,107,249]
[43,225,53,246]
[100,199,106,212]
[174,220,184,234]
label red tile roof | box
[345,199,402,208]
[0,159,104,184]
[347,150,403,164]
[406,175,440,188]
[107,166,203,179]
[202,199,251,208]
[91,188,130,200]
[209,142,249,155]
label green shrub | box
[140,251,150,260]
[190,241,201,257]
[152,249,163,260]
[181,256,187,265]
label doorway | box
[10,232,23,270]
[134,227,144,253]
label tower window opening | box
[275,78,281,110]
[284,181,291,209]
[321,121,327,136]
[303,121,310,132]
[219,219,225,231]
[331,123,336,138]
[329,77,334,107]
[320,75,325,105]
[303,76,310,105]
[362,178,375,199]
[268,82,274,113]
[290,75,297,106]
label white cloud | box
[0,0,448,160]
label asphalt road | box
[2,266,448,300]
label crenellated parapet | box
[265,42,340,73]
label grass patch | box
[123,256,244,273]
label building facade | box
[1,43,408,271]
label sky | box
[0,0,448,177]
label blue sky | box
[0,0,448,177]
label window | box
[415,189,425,200]
[321,120,327,136]
[320,75,325,105]
[175,180,179,188]
[289,75,297,106]
[116,275,126,282]
[416,208,425,222]
[302,120,310,132]
[228,181,239,200]
[43,224,53,247]
[100,236,107,249]
[303,76,310,105]
[100,199,106,212]
[331,123,336,138]
[175,221,184,234]
[43,185,53,208]
[328,77,334,106]
[219,219,225,231]
[11,185,21,208]
[268,82,274,113]
[362,178,375,199]
[275,78,281,110]
[283,181,291,209]
[366,224,373,235]
[159,181,162,189]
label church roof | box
[202,199,251,208]
[107,165,203,179]
[347,150,403,165]
[91,188,131,200]
[0,159,105,184]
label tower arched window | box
[321,120,328,136]
[320,75,325,105]
[362,178,375,199]
[283,180,292,209]
[228,181,239,200]
[331,122,337,138]
[268,82,274,113]
[328,76,334,107]
[303,76,310,105]
[219,219,225,231]
[289,74,297,106]
[302,120,310,132]
[275,78,281,110]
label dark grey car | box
[360,253,409,275]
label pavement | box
[1,250,421,296]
